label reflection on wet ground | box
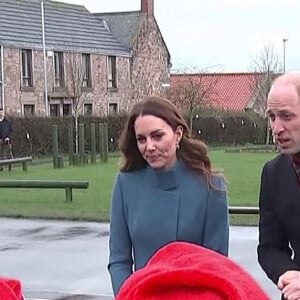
[27,292,112,300]
[11,225,109,240]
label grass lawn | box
[210,150,276,225]
[0,160,119,221]
[0,150,277,224]
[210,150,276,206]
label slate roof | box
[94,11,171,62]
[0,0,131,56]
[170,73,264,111]
[94,11,144,50]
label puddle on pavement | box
[0,242,23,251]
[25,226,107,241]
[4,225,109,242]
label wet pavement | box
[0,218,281,300]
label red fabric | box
[0,277,24,300]
[116,242,270,300]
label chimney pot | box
[141,0,154,16]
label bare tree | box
[170,67,219,131]
[249,44,281,145]
[64,52,89,153]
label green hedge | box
[192,115,267,146]
[9,112,267,157]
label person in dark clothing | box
[0,109,13,165]
[257,72,300,300]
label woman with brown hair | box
[108,96,229,296]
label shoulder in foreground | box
[210,173,226,190]
[117,167,147,180]
[264,153,290,170]
[212,168,224,176]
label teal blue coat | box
[108,160,229,295]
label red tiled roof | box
[170,73,263,111]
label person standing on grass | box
[257,72,300,300]
[108,96,229,296]
[0,109,13,166]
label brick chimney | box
[141,0,154,16]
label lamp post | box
[283,38,288,73]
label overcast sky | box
[61,0,299,72]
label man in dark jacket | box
[257,72,300,300]
[0,109,13,164]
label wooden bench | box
[0,156,33,171]
[0,180,89,202]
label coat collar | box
[146,160,186,191]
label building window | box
[82,53,91,88]
[108,56,117,89]
[24,104,35,116]
[50,104,60,117]
[54,51,64,87]
[108,103,118,115]
[63,103,71,117]
[21,49,33,87]
[84,103,92,116]
[0,57,2,84]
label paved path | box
[0,218,281,299]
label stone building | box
[0,0,170,117]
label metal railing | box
[229,206,259,215]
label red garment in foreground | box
[116,242,270,300]
[0,277,24,300]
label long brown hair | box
[119,96,218,186]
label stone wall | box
[2,47,133,116]
[1,17,170,116]
[130,16,170,105]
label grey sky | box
[61,0,299,72]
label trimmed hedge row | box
[192,115,267,146]
[8,113,267,157]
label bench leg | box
[22,162,27,171]
[65,187,73,202]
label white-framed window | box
[82,53,91,88]
[23,104,35,116]
[49,98,73,117]
[54,51,64,87]
[108,102,118,115]
[84,103,93,116]
[63,103,71,116]
[107,56,117,89]
[50,103,60,117]
[21,49,33,86]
